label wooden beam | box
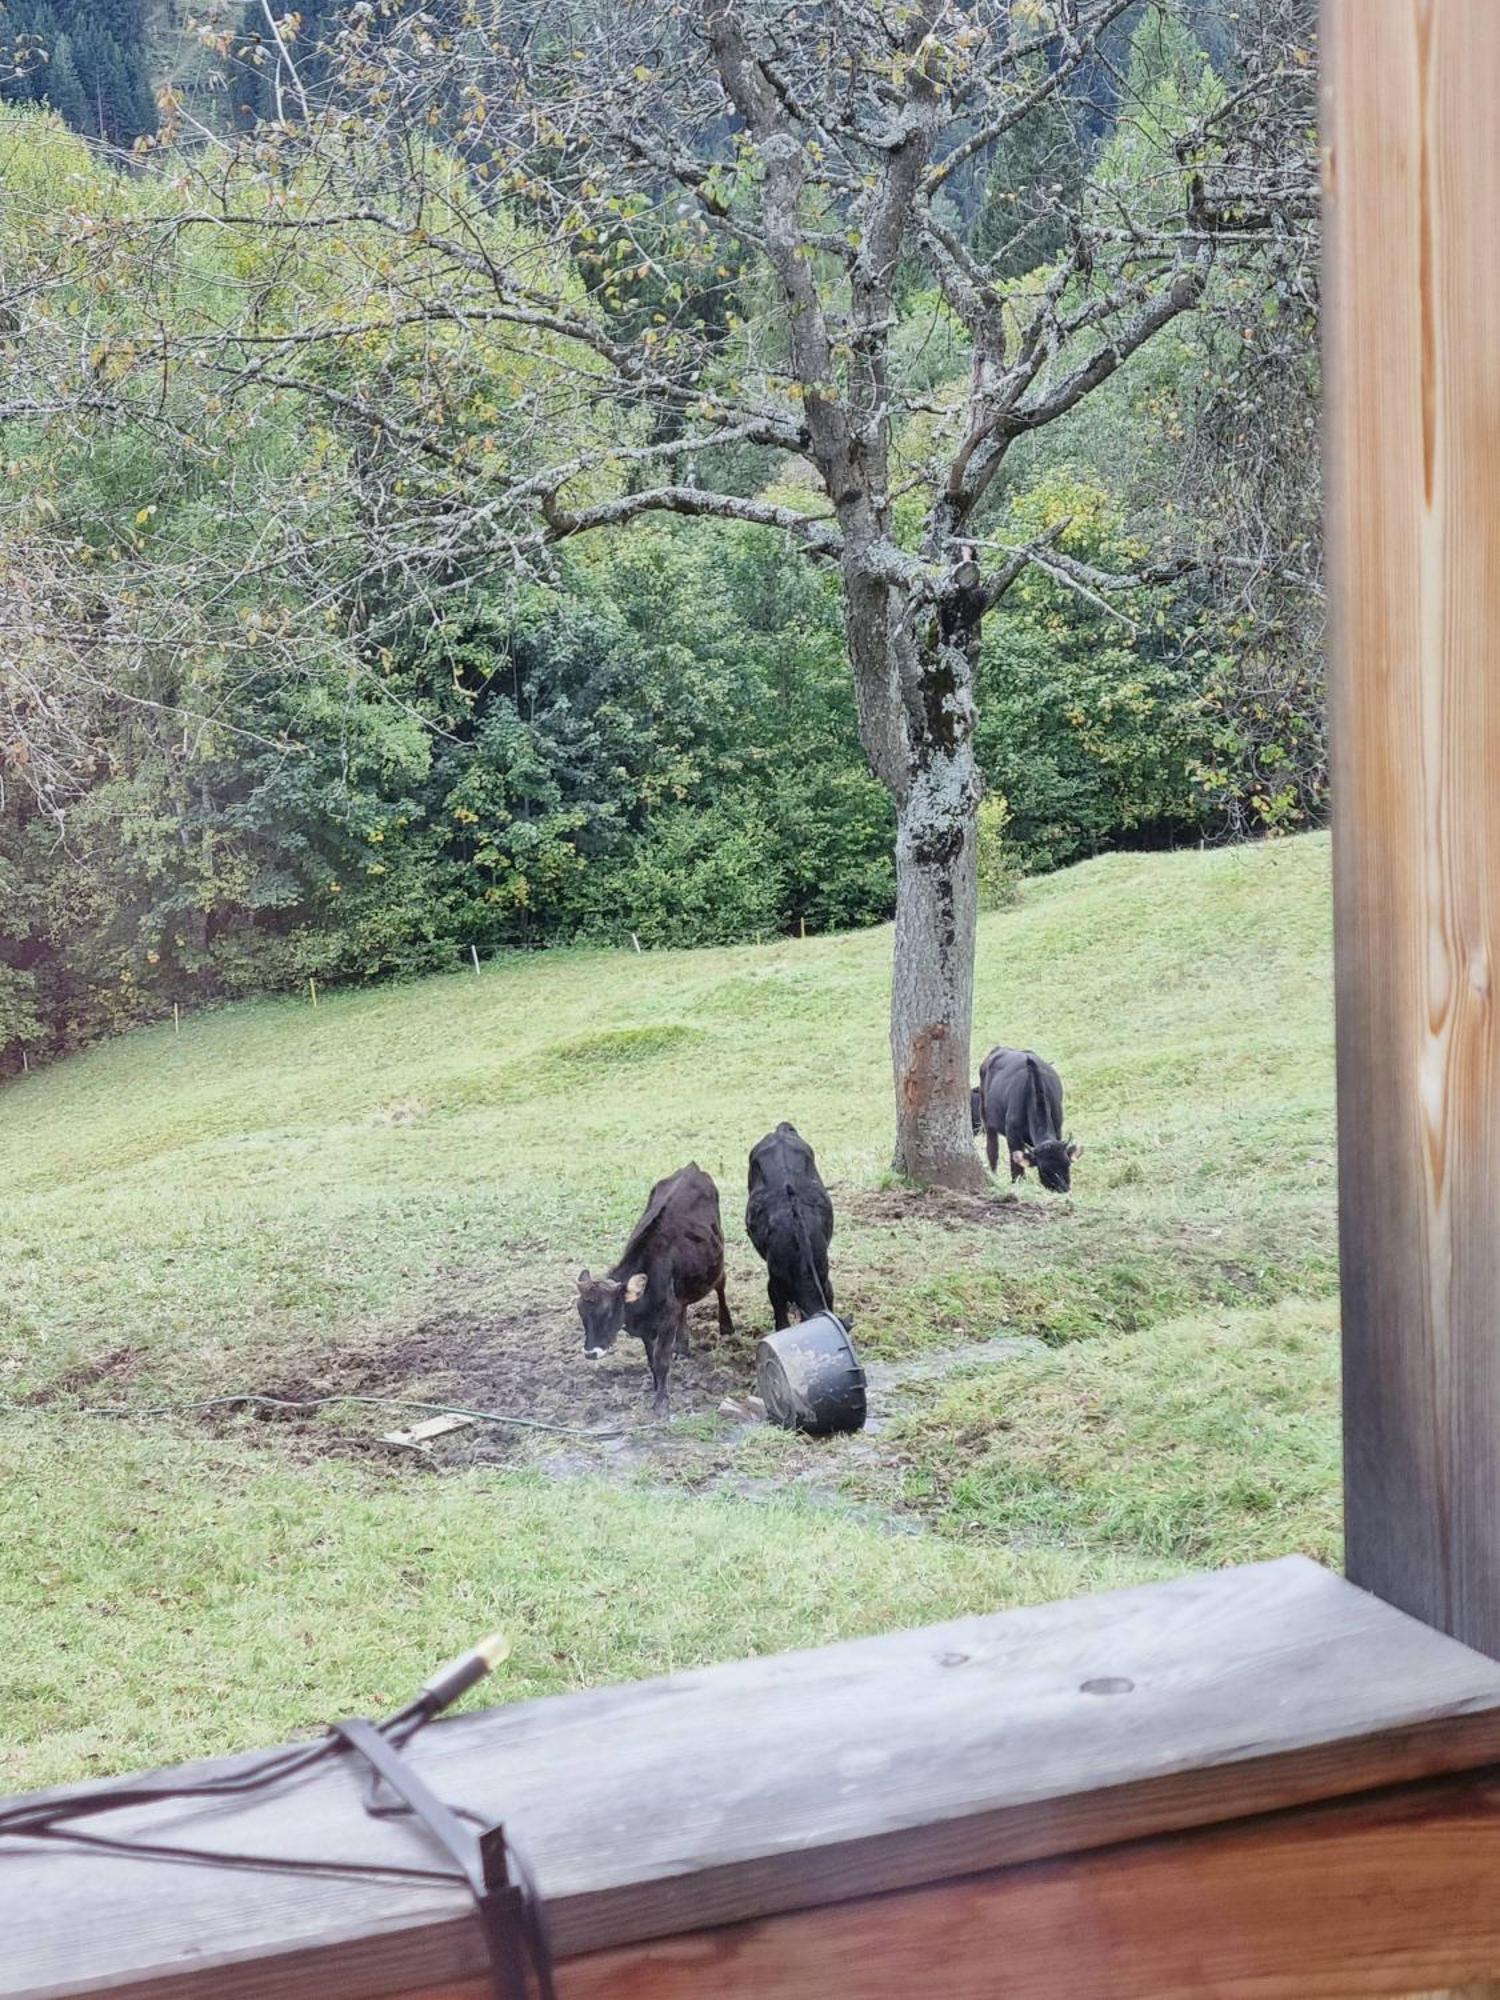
[1326,0,1500,1652]
[384,1771,1500,2000]
[9,1560,1500,1999]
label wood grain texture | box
[10,1560,1500,1998]
[1326,0,1500,1653]
[388,1773,1500,2000]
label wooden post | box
[308,978,318,1009]
[471,944,482,977]
[1326,1,1500,1653]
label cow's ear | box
[1012,1147,1032,1167]
[624,1272,648,1303]
[1066,1142,1082,1161]
[577,1269,591,1288]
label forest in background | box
[0,1,1321,1071]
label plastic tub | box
[756,1313,867,1437]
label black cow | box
[973,1047,1081,1193]
[745,1122,834,1330]
[575,1163,732,1415]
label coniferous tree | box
[0,0,156,143]
[969,62,1085,282]
[42,30,89,132]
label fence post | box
[1326,0,1500,1654]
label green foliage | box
[0,962,41,1055]
[577,800,783,949]
[969,58,1083,281]
[975,794,1020,913]
[977,474,1209,870]
[0,0,1321,1069]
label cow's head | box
[970,1086,983,1136]
[1012,1137,1082,1194]
[575,1268,647,1357]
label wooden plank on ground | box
[1325,0,1500,1655]
[389,1772,1500,2000]
[9,1560,1500,1998]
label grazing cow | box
[575,1163,732,1415]
[974,1047,1081,1193]
[745,1122,835,1330]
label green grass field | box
[0,833,1340,1791]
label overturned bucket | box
[756,1313,867,1437]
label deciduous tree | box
[20,0,1315,1175]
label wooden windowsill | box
[7,1556,1500,2000]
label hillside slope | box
[0,834,1340,1787]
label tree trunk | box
[846,562,988,1192]
[889,749,986,1190]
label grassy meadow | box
[0,833,1340,1789]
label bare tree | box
[40,0,1312,1183]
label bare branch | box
[540,482,844,557]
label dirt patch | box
[176,1238,1050,1523]
[845,1187,1059,1230]
[233,1298,759,1464]
[20,1345,142,1406]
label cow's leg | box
[647,1329,672,1417]
[715,1276,734,1338]
[768,1277,790,1331]
[985,1125,1000,1173]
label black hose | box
[0,1390,652,1440]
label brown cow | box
[575,1163,732,1414]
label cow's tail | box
[785,1181,832,1316]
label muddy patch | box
[19,1344,142,1406]
[846,1187,1059,1230]
[204,1296,1045,1543]
[170,1232,1046,1528]
[233,1298,758,1467]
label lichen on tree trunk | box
[846,563,987,1192]
[890,755,986,1190]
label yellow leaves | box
[135,505,157,527]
